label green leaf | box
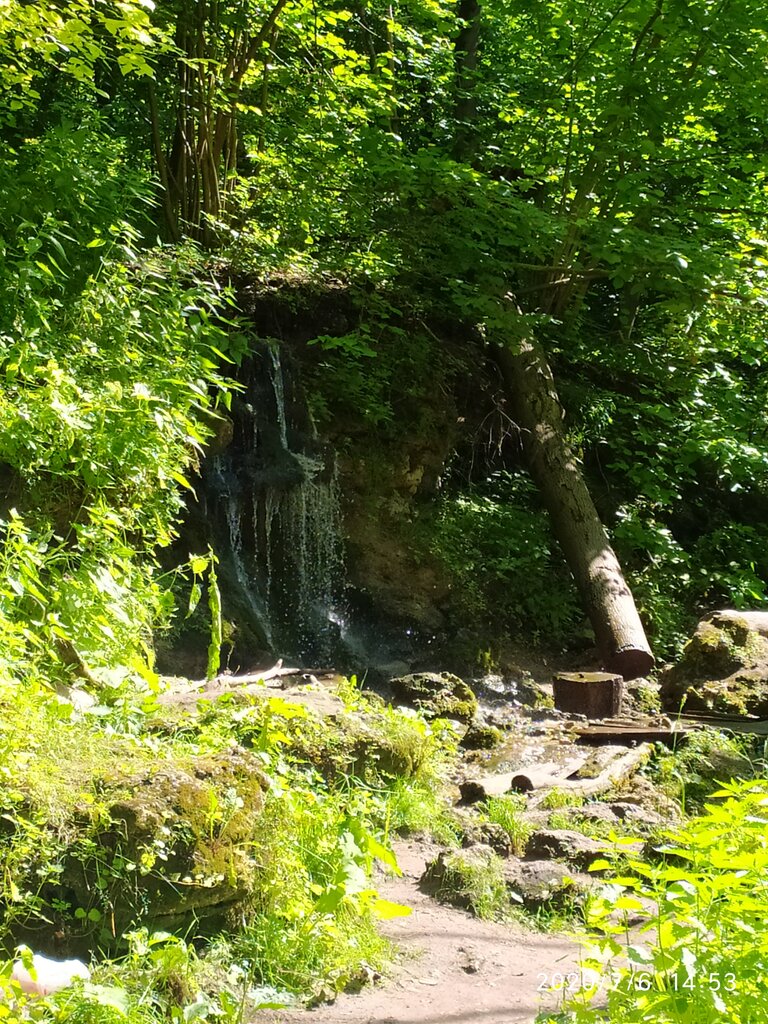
[373,897,412,919]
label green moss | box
[0,673,457,1002]
[52,751,269,944]
[461,723,503,750]
[630,680,662,715]
[539,788,585,810]
[649,728,756,813]
[213,693,453,783]
[390,672,478,723]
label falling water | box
[269,345,289,450]
[201,343,344,663]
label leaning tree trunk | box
[495,334,654,681]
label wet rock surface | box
[390,671,478,722]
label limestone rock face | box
[660,610,768,716]
[390,672,478,723]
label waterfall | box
[269,345,289,451]
[201,343,344,664]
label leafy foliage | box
[5,0,768,1016]
[541,780,768,1024]
[432,473,583,645]
[0,673,453,1014]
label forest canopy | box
[1,0,768,681]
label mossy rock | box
[660,610,768,716]
[460,722,503,750]
[505,860,592,912]
[390,672,478,723]
[420,844,509,918]
[241,701,439,782]
[59,751,268,946]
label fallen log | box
[460,753,591,802]
[575,718,689,746]
[528,743,653,807]
[202,660,301,691]
[459,772,517,803]
[510,755,593,793]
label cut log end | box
[553,671,624,719]
[603,647,655,682]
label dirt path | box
[256,841,582,1024]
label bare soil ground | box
[256,841,581,1024]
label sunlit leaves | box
[558,780,768,1024]
[0,0,161,119]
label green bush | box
[431,472,582,646]
[541,779,768,1023]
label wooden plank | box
[575,725,688,746]
[677,715,768,736]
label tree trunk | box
[452,0,481,160]
[495,333,654,681]
[149,0,291,244]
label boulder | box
[61,751,268,943]
[422,844,598,916]
[462,821,515,857]
[608,802,666,829]
[660,610,768,716]
[420,845,507,916]
[460,722,503,750]
[548,802,666,834]
[505,860,592,910]
[526,829,607,868]
[390,672,478,723]
[526,829,642,869]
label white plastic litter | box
[11,954,90,997]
